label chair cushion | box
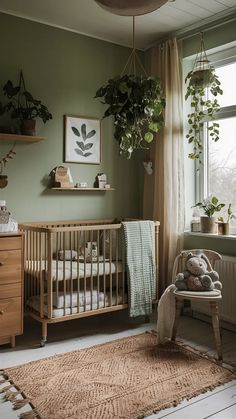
[174,289,221,300]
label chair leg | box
[210,301,222,361]
[171,298,183,342]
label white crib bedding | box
[27,290,127,318]
[25,259,123,282]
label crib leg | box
[40,321,47,347]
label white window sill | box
[185,231,236,241]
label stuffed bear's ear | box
[201,253,212,270]
[186,252,193,260]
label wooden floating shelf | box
[51,187,115,191]
[0,133,45,143]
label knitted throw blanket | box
[122,221,156,317]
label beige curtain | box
[143,38,184,294]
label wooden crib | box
[19,219,160,346]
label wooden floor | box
[0,312,236,419]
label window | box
[200,57,236,230]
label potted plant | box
[0,72,52,136]
[193,195,225,234]
[185,35,223,163]
[217,204,235,235]
[185,66,223,163]
[95,74,165,159]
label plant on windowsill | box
[0,71,52,136]
[185,34,223,163]
[193,195,225,234]
[217,204,236,235]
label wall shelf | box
[0,133,45,143]
[51,187,115,191]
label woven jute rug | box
[0,333,235,419]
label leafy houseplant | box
[193,195,225,233]
[218,203,236,235]
[95,74,165,159]
[185,66,223,162]
[0,72,52,135]
[185,35,223,163]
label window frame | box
[196,51,236,233]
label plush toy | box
[175,251,222,292]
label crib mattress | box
[25,259,123,281]
[27,291,127,318]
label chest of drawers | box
[0,232,23,347]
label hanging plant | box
[95,17,165,159]
[185,35,223,163]
[95,74,165,159]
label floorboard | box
[0,313,235,419]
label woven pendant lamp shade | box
[94,0,168,16]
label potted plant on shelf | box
[193,195,225,234]
[0,71,52,136]
[217,203,236,235]
[185,35,223,163]
[95,74,165,159]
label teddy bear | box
[175,251,222,292]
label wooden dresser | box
[0,232,23,347]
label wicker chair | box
[171,249,222,360]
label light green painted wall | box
[0,13,143,222]
[182,18,236,58]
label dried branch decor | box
[0,143,16,189]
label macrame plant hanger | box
[192,32,210,73]
[121,16,148,77]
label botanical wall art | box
[64,115,101,164]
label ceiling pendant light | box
[94,0,168,16]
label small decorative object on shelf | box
[95,173,107,188]
[51,166,74,188]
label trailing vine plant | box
[95,17,165,159]
[185,34,223,163]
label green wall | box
[0,13,143,222]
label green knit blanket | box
[122,221,156,317]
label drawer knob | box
[0,310,4,315]
[0,261,4,266]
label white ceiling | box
[0,0,235,50]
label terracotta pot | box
[200,216,218,234]
[218,222,229,235]
[21,119,36,136]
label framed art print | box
[64,115,101,164]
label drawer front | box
[0,236,22,251]
[0,283,21,299]
[0,297,22,338]
[0,250,22,284]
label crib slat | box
[83,231,86,312]
[39,232,44,318]
[63,231,66,317]
[70,231,73,315]
[109,229,112,307]
[90,230,93,311]
[77,231,80,313]
[47,231,53,319]
[102,230,106,308]
[116,230,118,306]
[97,230,100,310]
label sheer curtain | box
[143,38,184,294]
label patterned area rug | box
[0,333,235,419]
